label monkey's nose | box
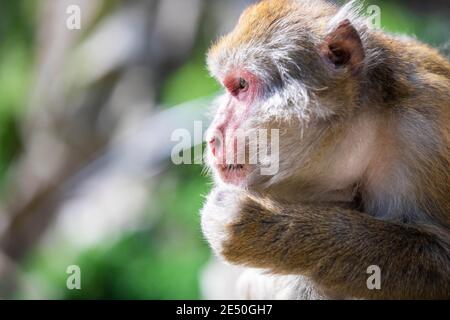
[209,137,217,157]
[209,134,224,159]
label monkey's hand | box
[201,187,450,299]
[201,186,289,262]
[200,186,247,258]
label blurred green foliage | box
[160,54,220,106]
[21,163,210,299]
[371,0,449,45]
[1,0,448,299]
[0,1,36,188]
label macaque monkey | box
[200,0,450,299]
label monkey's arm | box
[201,188,450,299]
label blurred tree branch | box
[0,0,214,298]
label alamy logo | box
[171,121,280,175]
[66,5,81,30]
[66,265,81,290]
[366,5,381,30]
[366,265,381,290]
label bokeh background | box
[0,0,448,299]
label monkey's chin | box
[215,164,249,186]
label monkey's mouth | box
[216,163,249,185]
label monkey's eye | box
[238,77,248,91]
[225,77,249,98]
[223,73,254,100]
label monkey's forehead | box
[208,0,336,74]
[231,0,295,43]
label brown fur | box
[202,0,450,299]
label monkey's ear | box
[320,20,365,75]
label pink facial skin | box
[208,69,261,186]
[223,69,259,102]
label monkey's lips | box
[215,163,249,185]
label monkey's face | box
[205,0,364,194]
